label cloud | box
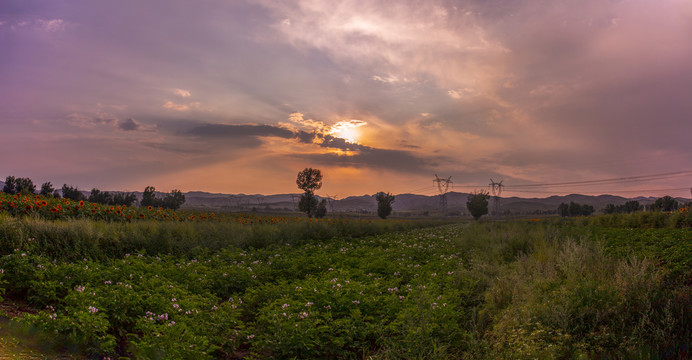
[118,118,139,131]
[36,19,67,33]
[296,147,436,174]
[163,101,200,111]
[174,88,191,97]
[187,124,296,139]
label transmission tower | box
[325,194,338,214]
[489,179,504,216]
[433,174,453,214]
[290,194,300,211]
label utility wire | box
[504,170,692,188]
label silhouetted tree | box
[162,189,186,210]
[467,190,490,220]
[140,186,158,208]
[40,182,55,196]
[3,176,16,194]
[111,192,137,206]
[375,192,395,219]
[296,168,323,217]
[315,199,327,218]
[558,203,570,217]
[14,177,36,195]
[140,186,185,209]
[558,202,594,216]
[298,193,318,217]
[61,184,87,201]
[89,188,114,205]
[652,195,678,212]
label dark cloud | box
[297,147,436,174]
[118,118,140,131]
[187,124,295,139]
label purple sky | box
[2,0,691,198]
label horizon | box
[2,1,691,198]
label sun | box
[329,120,366,144]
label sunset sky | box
[2,0,691,198]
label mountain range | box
[1,180,689,216]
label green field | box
[0,206,690,359]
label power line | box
[433,175,453,214]
[504,170,692,189]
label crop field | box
[0,197,690,359]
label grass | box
[0,212,688,359]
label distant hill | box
[181,191,690,216]
[1,179,689,215]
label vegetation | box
[0,183,690,358]
[296,168,323,218]
[603,200,642,214]
[648,195,679,211]
[466,190,490,220]
[558,201,595,217]
[3,176,36,196]
[375,192,395,219]
[61,184,87,202]
[140,186,185,210]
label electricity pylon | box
[489,179,504,216]
[433,174,453,214]
[325,194,338,213]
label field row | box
[0,220,689,359]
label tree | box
[3,176,16,194]
[558,203,570,217]
[466,190,490,220]
[296,168,323,217]
[62,185,87,201]
[315,199,327,218]
[162,189,186,210]
[112,192,137,206]
[296,168,323,194]
[140,186,158,208]
[15,177,35,195]
[89,188,113,205]
[375,192,395,219]
[623,200,642,213]
[653,195,678,212]
[298,193,318,217]
[40,182,55,196]
[558,201,594,217]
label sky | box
[2,0,691,198]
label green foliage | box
[558,201,595,217]
[650,195,679,212]
[140,186,185,210]
[0,215,688,359]
[467,190,490,220]
[375,191,395,219]
[88,188,113,205]
[315,199,327,218]
[39,182,54,196]
[296,167,323,194]
[3,176,17,194]
[298,193,318,218]
[61,184,86,201]
[604,200,642,214]
[296,168,323,217]
[140,186,157,208]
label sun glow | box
[329,120,367,144]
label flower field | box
[0,202,689,358]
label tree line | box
[295,168,396,219]
[3,176,185,210]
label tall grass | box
[0,213,450,260]
[455,222,691,359]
